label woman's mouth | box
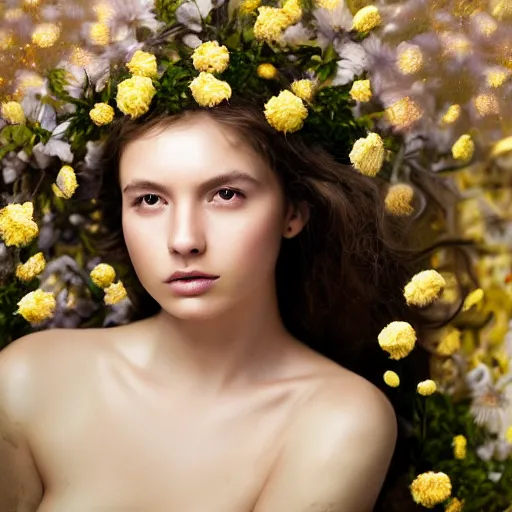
[166,275,219,296]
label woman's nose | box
[167,203,206,256]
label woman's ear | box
[283,201,310,239]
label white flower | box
[332,40,367,86]
[176,0,213,32]
[476,439,512,462]
[109,0,164,33]
[283,23,314,46]
[182,34,203,48]
[59,56,110,97]
[85,140,105,169]
[20,96,56,131]
[1,151,28,185]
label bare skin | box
[1,115,397,511]
[0,316,396,512]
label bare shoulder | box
[254,353,397,511]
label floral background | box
[1,0,512,509]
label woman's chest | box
[30,370,300,511]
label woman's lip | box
[166,277,218,296]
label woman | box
[0,98,436,511]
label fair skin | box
[0,115,397,511]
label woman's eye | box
[142,194,160,206]
[216,188,243,202]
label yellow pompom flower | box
[441,104,461,125]
[352,5,381,33]
[410,471,452,508]
[417,379,437,396]
[254,7,291,43]
[378,321,416,360]
[437,328,461,357]
[349,132,385,177]
[452,134,474,162]
[192,41,230,74]
[31,23,60,48]
[404,269,446,307]
[445,498,464,512]
[383,370,400,388]
[315,0,339,10]
[15,252,46,282]
[240,0,261,15]
[90,22,110,46]
[127,50,158,78]
[452,435,467,460]
[350,80,372,102]
[264,90,308,133]
[385,97,424,130]
[189,72,232,107]
[90,263,116,289]
[1,101,26,125]
[506,426,512,444]
[487,70,509,88]
[281,0,303,24]
[290,79,315,103]
[385,184,414,216]
[53,165,79,200]
[104,281,128,305]
[116,76,156,119]
[17,289,56,324]
[0,202,38,247]
[462,288,484,311]
[257,63,279,80]
[397,44,424,75]
[90,102,115,126]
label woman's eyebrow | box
[122,171,260,195]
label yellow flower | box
[462,288,484,311]
[352,5,381,33]
[90,102,115,126]
[397,43,424,75]
[452,435,467,460]
[254,7,291,43]
[281,0,303,25]
[0,202,38,247]
[452,134,474,162]
[315,0,339,10]
[15,252,46,282]
[383,370,400,388]
[264,90,308,133]
[474,93,499,117]
[385,184,414,216]
[506,426,512,444]
[0,30,15,50]
[257,63,279,80]
[290,79,315,103]
[445,498,464,512]
[417,379,437,396]
[54,165,79,200]
[104,281,128,305]
[127,50,158,78]
[487,70,509,88]
[31,23,60,48]
[240,0,261,15]
[192,41,230,74]
[90,22,110,46]
[437,328,461,357]
[90,263,116,289]
[17,289,56,324]
[410,471,452,508]
[116,76,156,118]
[404,269,446,307]
[385,97,423,130]
[378,321,416,360]
[189,72,232,107]
[441,104,461,125]
[349,132,385,177]
[350,80,372,102]
[1,101,26,125]
[93,2,114,23]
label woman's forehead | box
[119,115,272,186]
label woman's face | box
[119,114,304,320]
